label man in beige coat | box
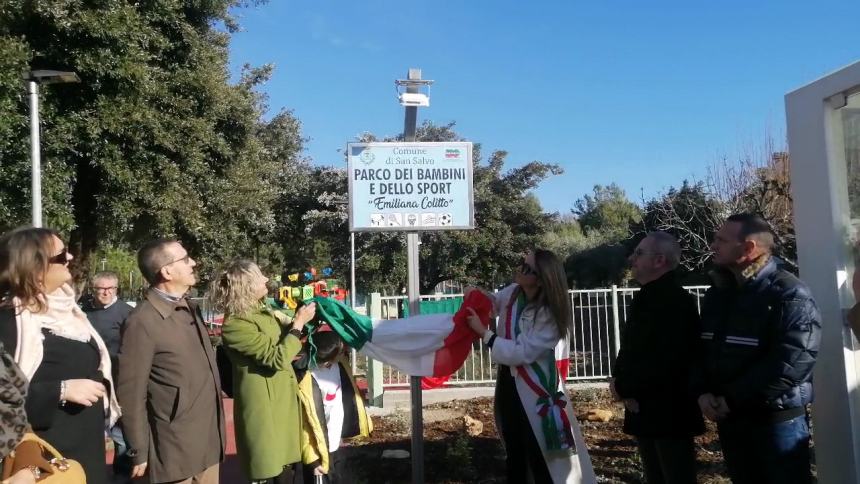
[118,239,225,483]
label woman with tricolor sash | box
[466,249,596,484]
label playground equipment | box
[277,267,349,309]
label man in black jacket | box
[695,213,821,484]
[612,231,704,484]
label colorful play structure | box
[276,266,349,309]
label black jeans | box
[496,365,552,484]
[717,415,812,484]
[636,437,697,484]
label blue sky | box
[227,1,860,214]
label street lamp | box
[23,69,80,227]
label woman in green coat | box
[211,260,316,484]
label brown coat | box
[117,290,225,483]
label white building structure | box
[786,60,860,483]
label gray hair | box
[92,271,119,284]
[647,231,681,270]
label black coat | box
[613,271,705,439]
[0,307,108,484]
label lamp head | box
[24,70,81,85]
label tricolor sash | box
[505,289,577,453]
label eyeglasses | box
[631,248,662,258]
[520,259,539,277]
[47,248,72,265]
[93,286,117,292]
[158,253,191,272]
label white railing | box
[361,286,710,399]
[566,286,708,380]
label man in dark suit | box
[118,239,225,484]
[612,231,704,484]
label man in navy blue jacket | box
[695,213,821,484]
[83,271,133,478]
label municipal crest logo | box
[360,150,375,165]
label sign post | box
[403,69,423,484]
[347,70,474,484]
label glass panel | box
[840,92,860,265]
[844,93,860,219]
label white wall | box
[786,60,860,484]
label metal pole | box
[350,231,358,375]
[350,232,357,308]
[611,285,621,359]
[404,67,424,484]
[27,80,42,228]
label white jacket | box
[491,284,596,484]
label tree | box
[85,246,144,300]
[706,135,797,270]
[573,183,642,241]
[541,214,584,261]
[564,184,641,288]
[419,149,560,293]
[565,243,632,288]
[635,181,723,274]
[0,1,296,282]
[281,121,562,296]
[632,136,796,279]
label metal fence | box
[566,286,708,381]
[361,286,709,390]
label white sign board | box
[347,142,474,232]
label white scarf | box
[14,283,121,427]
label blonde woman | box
[466,249,596,484]
[210,260,315,484]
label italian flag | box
[310,292,493,388]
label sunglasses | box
[520,259,539,277]
[48,248,72,265]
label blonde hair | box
[532,249,572,339]
[210,259,265,318]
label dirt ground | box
[340,388,803,483]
